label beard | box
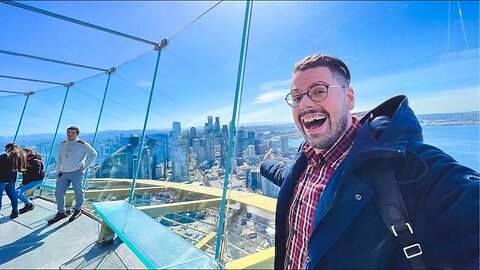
[301,107,350,151]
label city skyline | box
[1,1,479,137]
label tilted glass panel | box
[234,1,479,268]
[84,50,158,206]
[13,86,67,179]
[92,200,221,269]
[42,73,109,203]
[0,93,28,145]
[131,1,246,265]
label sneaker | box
[69,209,82,222]
[48,212,68,224]
[10,212,19,219]
[19,203,35,214]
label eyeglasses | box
[285,84,345,108]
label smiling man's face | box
[291,66,355,152]
[66,129,79,141]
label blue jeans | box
[0,181,18,213]
[16,180,42,205]
[55,170,84,212]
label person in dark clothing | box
[16,148,45,214]
[0,143,27,219]
[260,54,479,269]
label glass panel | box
[235,1,479,268]
[83,50,158,207]
[92,200,220,269]
[14,86,67,182]
[0,93,28,145]
[42,73,109,193]
[133,1,246,264]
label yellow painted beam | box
[65,187,166,207]
[134,180,277,213]
[225,247,274,270]
[138,198,222,216]
[196,232,216,250]
[157,215,211,235]
[87,178,276,213]
[171,230,200,243]
[68,187,166,197]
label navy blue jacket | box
[261,95,479,269]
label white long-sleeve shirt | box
[56,138,97,173]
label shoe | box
[19,203,35,214]
[10,212,19,219]
[48,212,68,224]
[69,209,82,222]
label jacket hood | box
[27,153,43,161]
[358,95,423,145]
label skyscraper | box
[250,169,261,191]
[172,122,181,139]
[207,116,213,130]
[170,137,189,182]
[281,135,289,157]
[247,145,256,165]
[188,127,197,147]
[215,117,220,133]
[247,131,255,146]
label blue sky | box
[0,1,478,135]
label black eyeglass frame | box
[285,84,346,108]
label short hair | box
[67,126,80,134]
[293,54,351,86]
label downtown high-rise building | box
[281,135,289,157]
[215,117,220,133]
[172,122,181,139]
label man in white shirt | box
[48,126,97,224]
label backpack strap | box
[372,166,427,269]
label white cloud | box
[354,86,479,115]
[250,79,291,105]
[352,57,478,96]
[351,57,479,113]
[409,87,480,114]
[252,90,286,104]
[136,80,152,88]
[258,79,291,91]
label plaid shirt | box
[284,117,361,269]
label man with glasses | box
[261,54,479,269]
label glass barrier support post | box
[128,39,169,204]
[215,0,253,261]
[13,91,33,142]
[82,68,115,188]
[43,83,73,186]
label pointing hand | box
[264,148,274,161]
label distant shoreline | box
[354,111,480,127]
[1,111,478,142]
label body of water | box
[290,124,479,172]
